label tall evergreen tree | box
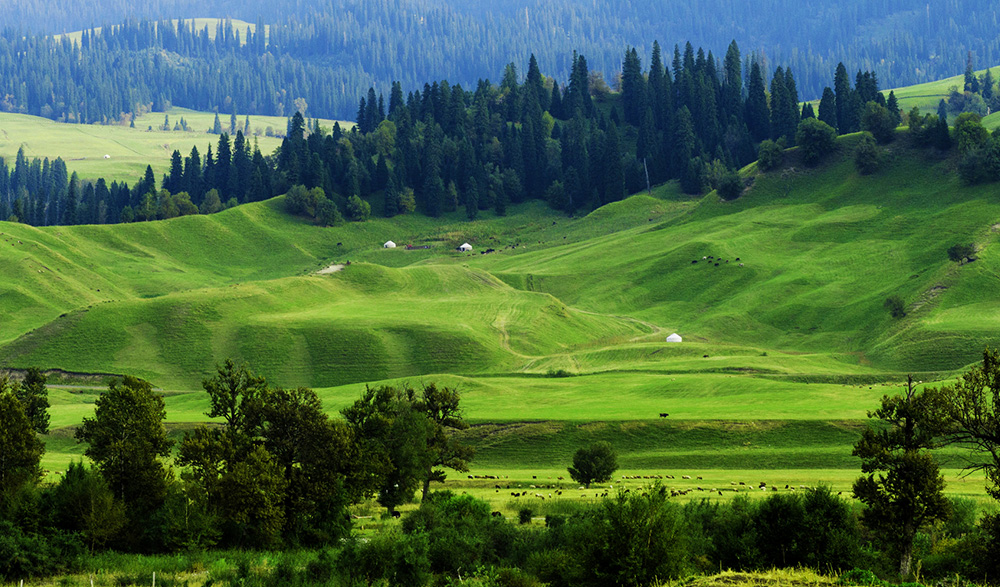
[834,62,853,134]
[745,61,770,142]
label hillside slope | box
[2,134,1000,397]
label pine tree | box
[465,177,479,220]
[834,63,853,134]
[722,41,743,123]
[621,47,646,126]
[602,122,625,204]
[384,175,399,218]
[818,87,838,129]
[886,91,902,127]
[167,150,184,194]
[745,61,770,142]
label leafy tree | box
[756,140,783,171]
[795,118,837,165]
[947,243,976,264]
[13,367,48,434]
[939,349,1000,500]
[342,385,432,515]
[884,295,906,318]
[852,377,950,580]
[854,132,882,175]
[49,461,125,552]
[75,376,173,529]
[416,383,473,500]
[861,101,896,144]
[346,194,371,221]
[954,112,988,153]
[716,169,743,201]
[0,379,42,496]
[569,441,618,488]
[199,189,222,214]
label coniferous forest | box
[2,42,905,227]
[1,0,1000,122]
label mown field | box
[886,65,1000,128]
[4,125,1000,504]
[0,107,346,183]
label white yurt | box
[383,240,396,248]
[459,243,473,251]
[666,333,682,343]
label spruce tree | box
[818,87,838,129]
[745,61,770,142]
[834,63,853,134]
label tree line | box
[0,129,279,225]
[8,352,1000,584]
[0,361,472,566]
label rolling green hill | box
[4,134,1000,394]
[5,124,1000,487]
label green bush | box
[854,132,882,175]
[402,492,516,576]
[518,507,534,525]
[757,140,784,171]
[884,295,906,319]
[795,118,837,165]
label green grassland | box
[5,121,1000,499]
[0,108,347,184]
[886,65,1000,128]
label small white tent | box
[383,241,396,248]
[666,333,682,343]
[459,243,473,251]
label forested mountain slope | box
[2,0,1000,118]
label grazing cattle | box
[492,511,504,518]
[391,511,401,518]
[739,263,744,267]
[692,260,698,264]
[659,412,669,417]
[714,263,719,266]
[682,475,692,480]
[337,242,343,246]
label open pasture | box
[0,107,347,184]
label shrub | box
[403,492,516,576]
[884,295,906,319]
[854,132,882,175]
[947,243,976,264]
[518,508,534,525]
[716,169,744,201]
[861,102,897,144]
[795,118,837,165]
[345,194,371,222]
[757,140,784,171]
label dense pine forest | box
[2,0,1000,121]
[1,41,911,227]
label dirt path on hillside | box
[317,263,345,274]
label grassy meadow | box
[0,108,347,184]
[4,122,1000,506]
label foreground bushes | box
[6,482,1000,586]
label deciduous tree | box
[852,376,950,580]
